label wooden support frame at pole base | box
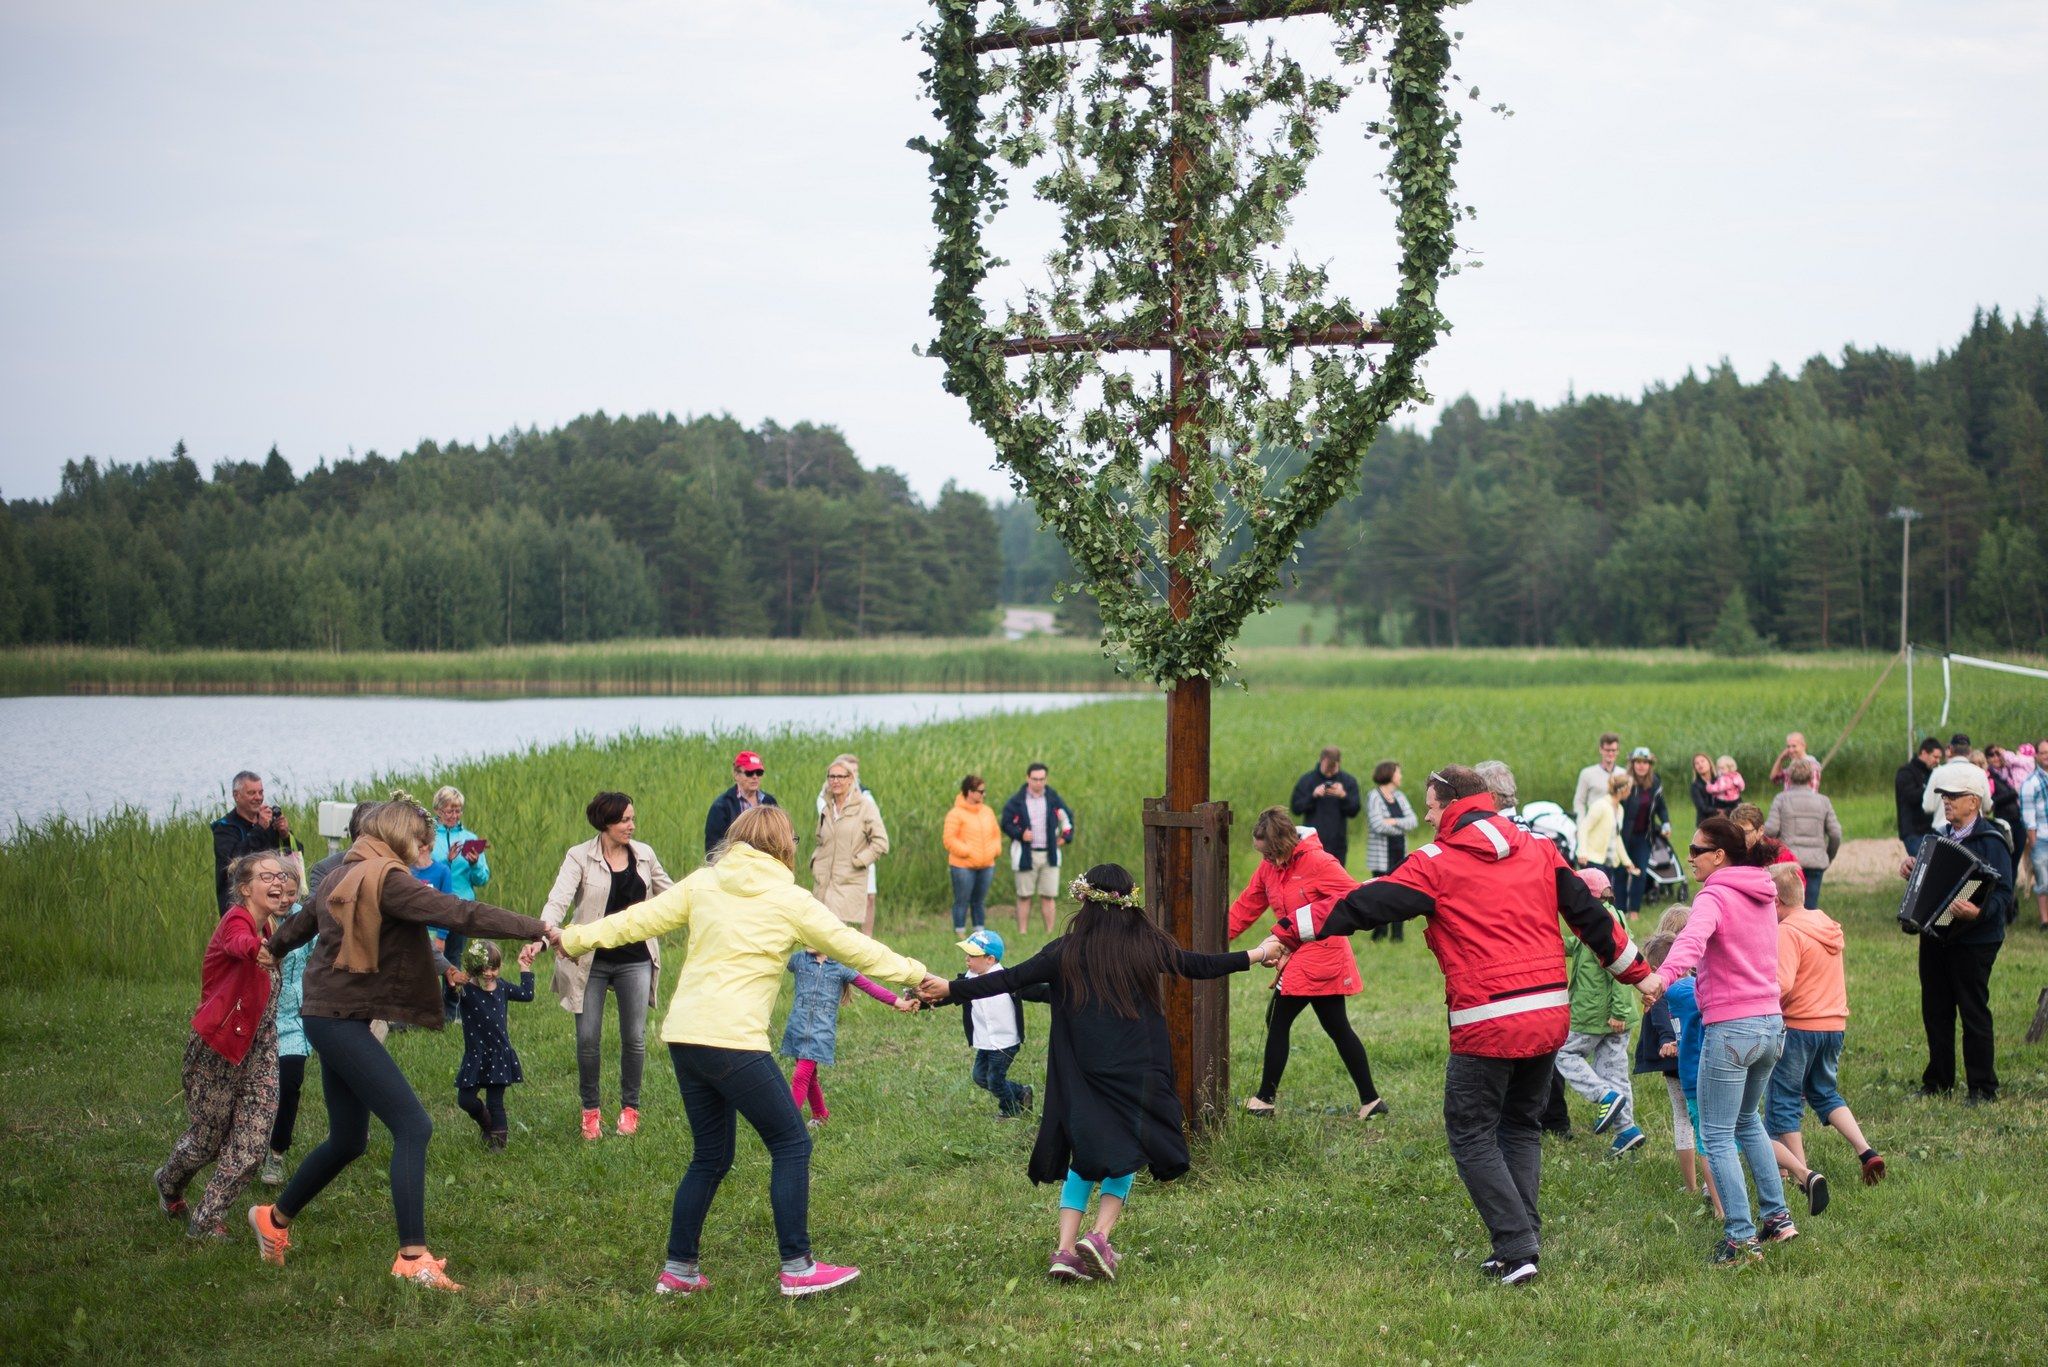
[1143,798,1233,1126]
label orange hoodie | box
[1776,907,1848,1031]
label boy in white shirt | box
[950,930,1046,1118]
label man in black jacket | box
[1895,738,1944,857]
[212,770,291,913]
[704,749,778,856]
[1290,746,1363,869]
[1905,761,2014,1104]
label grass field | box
[4,657,2046,1360]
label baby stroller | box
[1517,801,1578,863]
[1640,831,1689,905]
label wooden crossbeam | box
[969,0,1342,55]
[998,321,1387,356]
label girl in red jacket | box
[1231,808,1386,1119]
[153,850,295,1238]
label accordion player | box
[1897,834,2003,941]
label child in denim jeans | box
[936,929,1049,1117]
[1764,865,1885,1214]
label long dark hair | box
[1059,863,1179,1020]
[1695,815,1776,867]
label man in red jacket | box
[1277,765,1649,1286]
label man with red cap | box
[704,750,778,856]
[1275,764,1649,1286]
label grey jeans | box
[1443,1051,1554,1263]
[577,958,652,1110]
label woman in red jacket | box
[1230,807,1386,1119]
[153,850,296,1238]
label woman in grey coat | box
[1763,758,1842,910]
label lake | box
[0,692,1128,838]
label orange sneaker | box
[581,1108,603,1141]
[248,1205,291,1266]
[391,1250,463,1292]
[617,1106,640,1136]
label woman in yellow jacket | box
[943,773,1003,933]
[557,805,929,1301]
[1576,771,1641,885]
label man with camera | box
[211,770,293,914]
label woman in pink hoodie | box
[1646,816,1794,1265]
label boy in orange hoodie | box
[1765,866,1885,1217]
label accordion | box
[1897,835,1999,941]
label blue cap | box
[957,928,1005,961]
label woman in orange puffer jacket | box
[944,774,1005,933]
[1229,806,1386,1119]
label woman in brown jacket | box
[811,754,889,930]
[249,796,556,1293]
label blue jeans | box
[1697,1014,1788,1243]
[1618,834,1653,912]
[972,1044,1025,1115]
[1802,867,1824,910]
[950,865,993,932]
[667,1045,812,1262]
[1766,1028,1846,1134]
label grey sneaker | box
[259,1151,286,1186]
[153,1166,186,1220]
[1077,1230,1121,1281]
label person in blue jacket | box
[1000,763,1076,937]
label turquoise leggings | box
[1060,1169,1135,1212]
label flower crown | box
[1070,877,1143,910]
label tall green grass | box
[0,638,1981,697]
[5,657,2041,983]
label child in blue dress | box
[456,941,533,1149]
[782,950,917,1127]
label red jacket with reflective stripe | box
[1289,793,1648,1059]
[1227,831,1362,996]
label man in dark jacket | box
[1908,762,2014,1104]
[1000,763,1075,935]
[704,749,778,856]
[212,770,291,913]
[1290,746,1363,869]
[1895,738,1944,857]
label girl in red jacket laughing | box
[153,850,296,1238]
[1230,808,1385,1120]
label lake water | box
[0,692,1128,838]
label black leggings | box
[1257,993,1379,1105]
[278,1017,433,1247]
[269,1054,308,1154]
[458,1085,508,1133]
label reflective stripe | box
[1607,938,1640,976]
[1471,819,1510,860]
[1446,989,1571,1027]
[1294,903,1318,940]
[1419,843,1442,859]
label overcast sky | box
[2,1,2042,505]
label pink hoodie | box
[1655,864,1783,1025]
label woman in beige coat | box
[539,791,674,1141]
[812,754,889,929]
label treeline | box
[1286,307,2048,654]
[0,415,1000,649]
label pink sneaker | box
[581,1109,602,1141]
[778,1260,860,1297]
[617,1106,640,1137]
[1078,1230,1121,1281]
[655,1270,709,1296]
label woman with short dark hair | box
[1365,761,1419,942]
[540,790,675,1141]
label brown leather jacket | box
[271,867,546,1030]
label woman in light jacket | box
[812,753,889,927]
[943,773,1003,933]
[540,790,675,1141]
[1577,771,1639,885]
[1762,758,1842,910]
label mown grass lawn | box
[5,881,2044,1364]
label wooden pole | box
[1160,24,1224,1128]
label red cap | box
[733,751,764,771]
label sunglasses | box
[740,768,765,777]
[1687,843,1717,858]
[1935,790,1971,801]
[827,771,852,780]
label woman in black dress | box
[925,864,1284,1283]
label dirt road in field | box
[1830,838,1910,886]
